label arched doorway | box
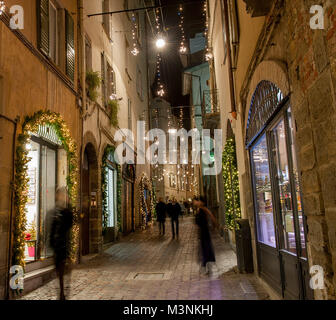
[246,80,312,299]
[81,143,98,256]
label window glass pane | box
[107,167,115,227]
[25,141,40,261]
[41,146,56,259]
[49,3,57,63]
[251,134,276,247]
[271,119,297,254]
[288,108,307,258]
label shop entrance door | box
[250,105,312,299]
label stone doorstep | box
[22,265,56,296]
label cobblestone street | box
[20,217,269,300]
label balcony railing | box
[202,89,220,116]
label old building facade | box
[0,0,154,299]
[207,0,336,300]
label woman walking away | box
[193,196,218,276]
[49,187,73,300]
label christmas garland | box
[222,138,241,230]
[138,175,155,227]
[101,146,122,231]
[13,110,79,268]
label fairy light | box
[131,13,140,56]
[178,4,187,54]
[0,1,5,15]
[154,9,166,97]
[203,1,213,61]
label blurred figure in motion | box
[49,187,73,300]
[156,197,167,236]
[167,197,181,240]
[193,196,218,276]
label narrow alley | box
[20,217,269,300]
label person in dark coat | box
[166,197,181,240]
[49,187,73,300]
[156,197,167,236]
[193,196,217,275]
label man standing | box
[167,197,181,240]
[156,197,167,236]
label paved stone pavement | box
[20,217,270,300]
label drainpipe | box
[1,114,19,300]
[78,0,86,263]
[222,0,237,120]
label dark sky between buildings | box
[158,0,204,107]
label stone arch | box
[244,59,290,133]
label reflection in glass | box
[288,108,307,258]
[271,119,296,254]
[25,141,40,261]
[107,167,117,227]
[252,135,276,247]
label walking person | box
[156,197,167,236]
[167,197,181,240]
[193,196,218,276]
[49,187,74,300]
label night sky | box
[157,0,205,107]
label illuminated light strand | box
[131,13,140,56]
[154,9,166,97]
[203,1,213,61]
[0,1,5,15]
[178,4,187,54]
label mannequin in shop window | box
[49,187,73,300]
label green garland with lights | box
[222,138,241,230]
[101,146,122,231]
[139,175,155,227]
[13,110,79,268]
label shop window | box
[25,125,67,262]
[106,155,117,228]
[270,119,296,254]
[251,134,276,247]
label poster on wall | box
[27,168,36,204]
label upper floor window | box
[37,0,75,81]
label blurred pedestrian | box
[193,196,218,276]
[156,197,167,236]
[167,197,181,240]
[49,187,73,300]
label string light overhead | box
[178,4,187,54]
[0,1,5,15]
[203,1,213,61]
[154,8,166,97]
[131,13,140,56]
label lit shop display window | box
[251,135,276,248]
[24,125,67,262]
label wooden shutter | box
[65,10,75,81]
[37,0,49,56]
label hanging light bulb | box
[156,37,166,49]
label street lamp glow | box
[156,38,166,49]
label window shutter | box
[65,10,75,81]
[37,0,49,56]
[101,53,107,106]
